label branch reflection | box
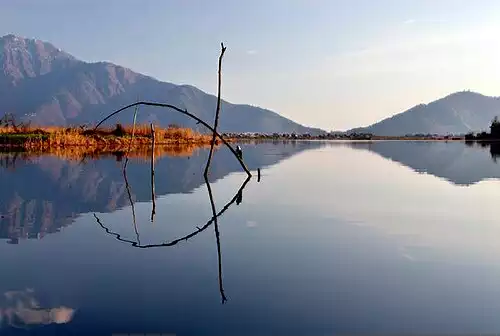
[122,164,140,245]
[94,174,251,304]
[204,174,227,304]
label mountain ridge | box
[349,91,500,136]
[0,34,324,134]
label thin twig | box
[123,104,140,171]
[204,43,227,177]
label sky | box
[1,0,500,131]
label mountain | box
[0,34,323,134]
[350,91,500,136]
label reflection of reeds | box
[0,143,215,163]
[0,151,35,169]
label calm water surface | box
[1,141,500,335]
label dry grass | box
[0,124,219,152]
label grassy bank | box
[0,124,217,152]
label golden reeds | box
[0,124,218,153]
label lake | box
[1,140,500,335]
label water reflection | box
[94,174,250,303]
[348,141,500,185]
[0,152,35,171]
[0,289,74,330]
[2,141,500,334]
[0,145,210,167]
[465,140,500,163]
[0,142,322,243]
[491,142,500,161]
[94,177,250,249]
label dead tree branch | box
[93,101,251,176]
[204,43,227,177]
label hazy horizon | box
[2,0,500,131]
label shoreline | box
[2,123,500,155]
[2,135,499,150]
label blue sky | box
[2,0,500,130]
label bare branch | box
[93,101,251,176]
[204,43,227,177]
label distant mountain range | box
[350,91,500,136]
[0,34,323,134]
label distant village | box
[222,132,465,141]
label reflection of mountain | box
[349,141,500,186]
[0,142,322,242]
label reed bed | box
[0,124,219,152]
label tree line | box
[465,117,500,140]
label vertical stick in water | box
[204,43,227,177]
[123,104,140,171]
[150,123,156,223]
[122,104,141,241]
